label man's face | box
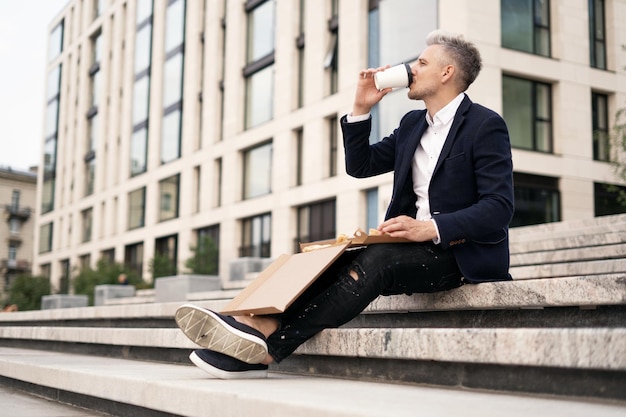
[407,45,446,101]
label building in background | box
[35,0,626,292]
[1,167,37,298]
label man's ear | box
[441,65,455,83]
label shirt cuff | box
[430,219,441,245]
[346,112,371,123]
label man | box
[175,30,514,379]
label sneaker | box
[175,304,268,364]
[190,349,268,379]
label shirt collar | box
[425,92,466,128]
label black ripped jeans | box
[266,242,463,362]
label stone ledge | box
[509,214,626,239]
[510,259,626,279]
[2,347,623,417]
[365,275,626,313]
[510,231,626,255]
[2,326,625,371]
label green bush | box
[6,274,51,311]
[73,260,143,305]
[185,234,218,275]
[149,253,177,280]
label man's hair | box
[426,30,482,91]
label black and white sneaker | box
[190,349,268,379]
[175,304,268,364]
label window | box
[11,190,20,211]
[100,248,115,264]
[295,0,305,108]
[124,242,144,277]
[592,92,610,161]
[589,0,606,69]
[366,188,379,230]
[328,116,338,177]
[39,223,53,254]
[131,0,154,176]
[128,187,146,229]
[240,213,271,257]
[296,199,336,249]
[154,234,178,277]
[79,254,91,271]
[9,218,20,235]
[40,263,52,279]
[48,20,64,62]
[81,208,93,243]
[159,174,180,221]
[43,63,61,213]
[244,0,275,129]
[243,142,272,199]
[324,0,339,94]
[501,0,551,57]
[194,225,220,274]
[502,75,553,152]
[8,245,17,262]
[214,157,223,207]
[594,183,626,216]
[511,173,560,227]
[293,128,303,186]
[85,31,102,196]
[93,0,105,20]
[59,259,70,294]
[161,0,186,165]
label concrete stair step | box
[1,326,624,372]
[510,259,626,279]
[510,231,626,255]
[1,347,624,417]
[509,214,626,240]
[510,243,626,266]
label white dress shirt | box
[346,92,465,243]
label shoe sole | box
[175,304,268,364]
[189,351,268,380]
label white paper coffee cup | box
[374,63,413,90]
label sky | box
[0,0,69,172]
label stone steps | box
[2,347,624,417]
[1,214,626,414]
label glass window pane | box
[245,65,274,128]
[165,0,185,52]
[503,76,533,150]
[366,189,379,230]
[128,188,146,229]
[45,99,59,138]
[93,33,103,64]
[247,0,275,62]
[534,0,549,26]
[501,0,533,53]
[136,0,153,24]
[85,159,95,196]
[48,22,64,62]
[535,121,551,152]
[243,143,272,199]
[159,175,180,221]
[134,24,152,73]
[163,52,183,108]
[88,113,98,152]
[132,76,150,125]
[91,70,100,107]
[131,127,148,175]
[39,223,53,253]
[42,179,55,214]
[161,109,181,163]
[47,65,61,100]
[535,27,550,56]
[44,139,57,174]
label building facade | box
[36,0,626,291]
[1,167,37,298]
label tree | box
[149,253,177,280]
[5,274,51,311]
[608,106,626,206]
[185,234,218,275]
[73,260,143,305]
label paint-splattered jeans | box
[266,242,463,362]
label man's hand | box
[378,215,438,242]
[352,66,392,116]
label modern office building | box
[1,167,37,298]
[36,0,626,292]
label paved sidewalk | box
[0,385,110,417]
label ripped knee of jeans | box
[347,262,365,282]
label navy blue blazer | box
[341,95,514,283]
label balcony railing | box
[4,205,31,220]
[0,258,30,271]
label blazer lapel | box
[433,95,472,175]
